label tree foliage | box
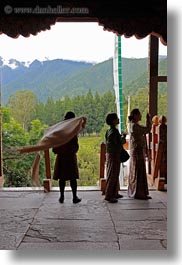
[6,90,38,129]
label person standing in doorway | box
[104,112,124,203]
[127,108,152,199]
[53,111,82,204]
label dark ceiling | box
[0,0,167,45]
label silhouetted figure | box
[53,111,81,204]
[104,112,124,203]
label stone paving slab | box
[0,189,167,250]
[110,208,167,221]
[0,191,46,249]
[23,219,118,243]
[0,208,38,249]
[18,241,119,250]
[0,191,45,209]
[118,238,167,250]
[114,220,167,240]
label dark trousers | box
[59,179,77,199]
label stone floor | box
[0,189,167,250]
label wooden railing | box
[147,115,167,190]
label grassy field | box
[78,134,102,151]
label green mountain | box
[1,56,167,104]
[123,57,167,96]
[1,58,92,103]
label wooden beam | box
[152,76,167,83]
[157,76,167,82]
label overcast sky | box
[0,22,167,64]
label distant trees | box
[6,90,38,130]
[5,88,167,135]
[129,88,167,124]
[31,89,117,134]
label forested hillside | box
[1,56,167,104]
[123,57,167,95]
[1,58,92,103]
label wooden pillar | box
[43,149,52,192]
[147,35,159,174]
[100,142,106,179]
[99,142,106,194]
[44,149,51,179]
[148,35,159,118]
